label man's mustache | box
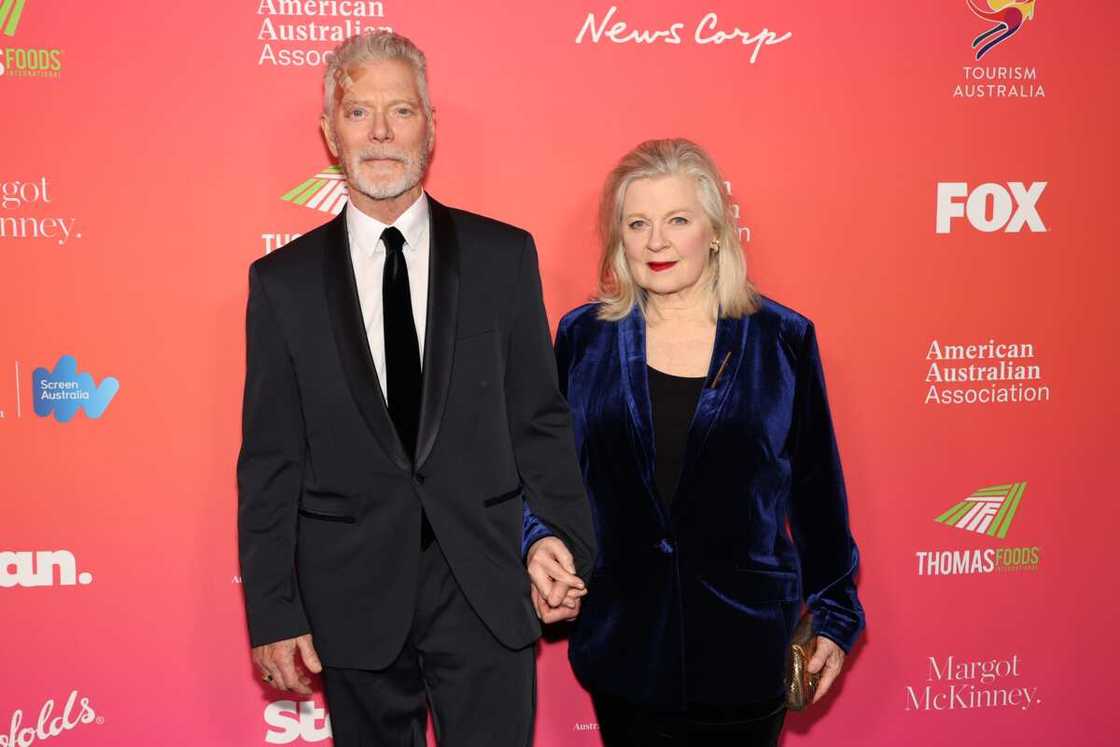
[358,151,411,163]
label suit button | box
[413,473,426,485]
[657,538,675,554]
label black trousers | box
[322,541,536,747]
[592,692,786,747]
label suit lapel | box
[322,207,411,471]
[672,313,750,515]
[617,305,664,522]
[414,196,460,470]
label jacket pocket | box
[482,484,523,507]
[297,507,356,524]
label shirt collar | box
[345,191,430,257]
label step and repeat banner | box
[3,1,1117,745]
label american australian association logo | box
[916,482,1040,576]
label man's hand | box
[807,636,846,703]
[526,537,586,623]
[252,633,323,695]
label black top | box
[647,365,706,507]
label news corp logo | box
[264,700,332,744]
[33,356,119,422]
[935,182,1046,234]
[0,550,93,588]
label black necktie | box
[380,226,421,459]
[381,226,433,549]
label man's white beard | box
[341,145,429,201]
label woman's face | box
[620,173,715,300]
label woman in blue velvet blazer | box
[525,139,865,745]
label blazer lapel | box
[414,196,460,470]
[617,305,665,522]
[322,207,411,471]
[672,313,750,514]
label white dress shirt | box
[345,192,430,401]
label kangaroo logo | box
[966,1,1036,60]
[32,355,119,422]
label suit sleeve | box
[237,263,311,647]
[787,322,865,652]
[505,235,596,579]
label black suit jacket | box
[237,196,595,668]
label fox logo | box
[967,1,1036,60]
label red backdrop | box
[3,1,1117,745]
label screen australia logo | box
[33,356,119,422]
[281,165,348,215]
[916,482,1040,576]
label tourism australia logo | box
[953,2,1044,99]
[281,166,348,215]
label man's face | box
[321,58,433,204]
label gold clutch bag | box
[786,614,820,711]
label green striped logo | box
[280,165,348,215]
[0,0,28,37]
[935,482,1026,540]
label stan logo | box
[0,0,28,37]
[935,482,1026,539]
[935,181,1046,234]
[0,550,93,588]
[32,355,119,422]
[264,700,332,744]
[281,166,348,215]
[966,1,1036,60]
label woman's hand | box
[808,636,846,703]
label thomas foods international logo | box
[966,1,1035,61]
[0,1,65,81]
[916,482,1040,576]
[281,166,348,215]
[934,482,1026,539]
[1,0,28,37]
[32,356,119,422]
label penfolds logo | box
[1,691,99,747]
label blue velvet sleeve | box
[788,323,866,652]
[520,315,578,561]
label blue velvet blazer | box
[524,298,865,708]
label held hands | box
[526,537,587,624]
[252,633,323,695]
[807,636,846,703]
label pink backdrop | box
[3,1,1118,745]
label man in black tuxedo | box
[237,30,595,746]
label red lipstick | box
[648,261,676,272]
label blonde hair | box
[596,138,759,321]
[323,31,432,117]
